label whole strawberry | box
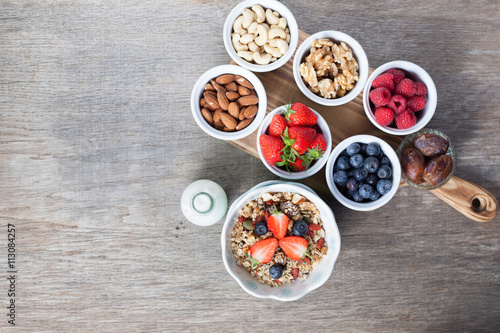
[259,134,285,166]
[285,126,316,155]
[282,102,317,127]
[268,114,287,137]
[290,157,307,172]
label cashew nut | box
[242,8,255,29]
[270,38,289,54]
[285,33,291,44]
[253,52,272,65]
[268,28,286,40]
[266,8,279,25]
[264,43,282,58]
[248,41,259,52]
[237,51,254,62]
[260,22,270,32]
[233,15,244,34]
[254,24,268,46]
[248,21,258,34]
[239,33,254,44]
[232,33,248,52]
[251,4,265,23]
[277,17,287,30]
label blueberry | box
[363,156,380,173]
[292,220,308,236]
[380,156,391,166]
[366,143,381,156]
[346,142,361,156]
[254,222,268,236]
[350,154,364,168]
[333,170,348,186]
[365,174,379,186]
[345,190,354,200]
[339,149,349,158]
[377,179,392,195]
[360,143,368,154]
[370,191,381,201]
[269,264,283,279]
[351,190,364,202]
[353,167,368,182]
[346,177,359,191]
[359,183,374,199]
[336,156,351,170]
[377,165,392,179]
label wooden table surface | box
[1,1,499,332]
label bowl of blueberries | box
[325,135,401,211]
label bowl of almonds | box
[292,31,369,106]
[191,64,267,140]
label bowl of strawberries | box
[363,60,437,135]
[256,102,332,179]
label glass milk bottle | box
[181,180,227,226]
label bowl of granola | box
[221,180,341,301]
[292,31,369,106]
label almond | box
[226,91,240,101]
[205,83,216,91]
[217,91,229,110]
[216,74,235,85]
[237,95,259,106]
[228,102,239,119]
[201,108,213,125]
[213,120,225,130]
[237,85,251,96]
[220,113,237,130]
[204,92,220,110]
[243,105,258,118]
[223,126,235,132]
[224,81,237,92]
[213,109,223,122]
[199,97,206,107]
[235,75,254,89]
[210,79,227,93]
[239,107,247,120]
[236,118,253,130]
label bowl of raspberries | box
[363,61,437,135]
[325,135,401,211]
[257,102,332,180]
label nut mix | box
[200,74,259,131]
[231,5,291,65]
[230,191,328,287]
[299,39,359,99]
[401,133,453,186]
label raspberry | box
[407,95,427,112]
[372,73,395,92]
[374,107,394,126]
[395,109,417,129]
[387,95,407,115]
[394,78,416,97]
[369,87,391,107]
[414,82,427,96]
[385,68,405,85]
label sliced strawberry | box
[259,134,285,166]
[268,114,287,137]
[249,238,278,266]
[307,223,322,231]
[282,102,317,127]
[291,268,299,280]
[279,236,309,261]
[267,206,289,239]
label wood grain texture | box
[0,0,499,332]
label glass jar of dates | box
[396,128,456,190]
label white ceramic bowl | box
[221,180,341,301]
[325,135,401,211]
[292,30,369,106]
[363,60,437,136]
[191,64,267,140]
[223,0,299,73]
[256,105,332,180]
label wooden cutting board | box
[229,30,498,223]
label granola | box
[230,191,328,287]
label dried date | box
[423,155,453,185]
[401,147,426,184]
[413,133,449,157]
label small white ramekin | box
[325,135,401,211]
[292,30,369,106]
[363,60,437,136]
[191,64,267,141]
[223,0,299,73]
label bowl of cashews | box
[223,0,299,73]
